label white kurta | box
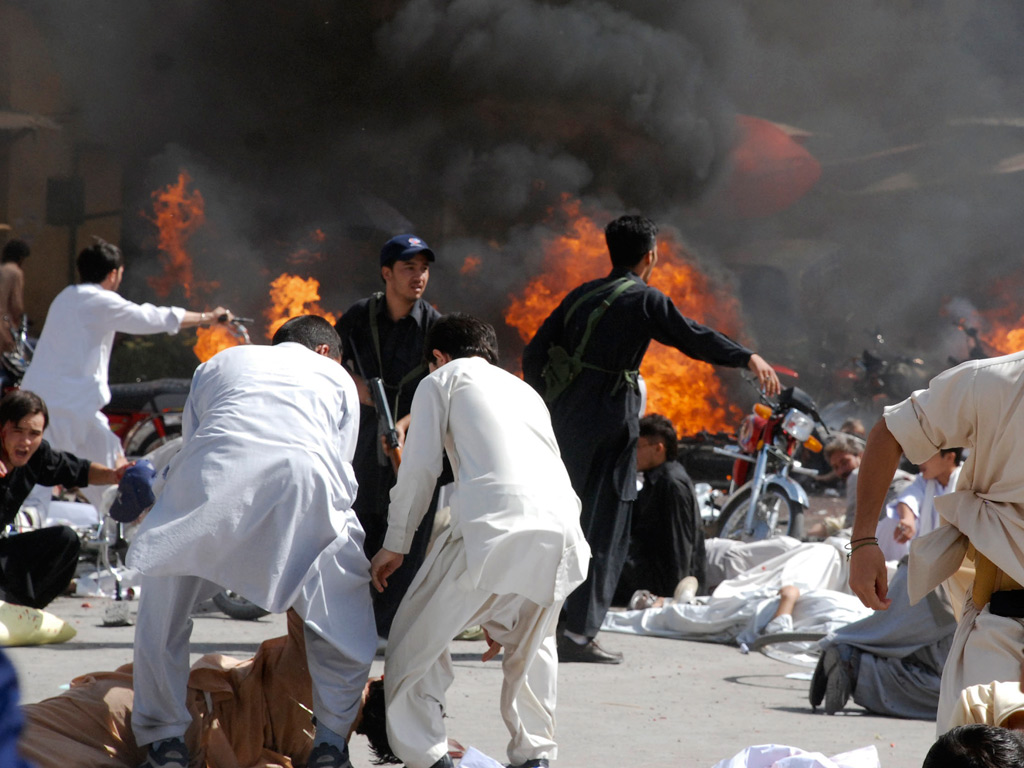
[883,350,1024,731]
[23,283,185,469]
[383,356,589,768]
[385,356,589,606]
[876,467,960,561]
[127,342,364,616]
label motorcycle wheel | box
[715,488,803,541]
[212,590,270,621]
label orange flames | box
[264,274,337,339]
[461,255,482,276]
[956,274,1024,357]
[147,171,218,299]
[505,198,744,434]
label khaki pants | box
[385,530,561,768]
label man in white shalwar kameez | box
[22,239,229,512]
[128,315,376,768]
[370,314,590,768]
[849,350,1024,734]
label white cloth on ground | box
[602,540,873,660]
[711,744,880,768]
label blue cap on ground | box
[109,460,157,523]
[379,234,435,267]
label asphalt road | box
[6,594,938,768]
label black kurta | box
[335,294,441,637]
[0,440,90,608]
[523,267,751,637]
[614,459,706,604]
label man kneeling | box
[370,313,590,768]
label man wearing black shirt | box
[615,414,706,605]
[523,214,780,663]
[335,234,442,638]
[0,390,122,608]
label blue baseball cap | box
[109,460,157,523]
[380,234,435,267]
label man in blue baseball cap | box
[335,234,444,640]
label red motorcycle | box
[712,386,825,541]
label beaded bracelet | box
[845,541,880,561]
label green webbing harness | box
[541,277,638,403]
[369,292,427,415]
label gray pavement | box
[6,595,937,768]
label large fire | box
[505,199,745,434]
[146,171,217,299]
[264,274,337,339]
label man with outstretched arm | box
[522,214,779,663]
[371,313,589,768]
[849,350,1024,733]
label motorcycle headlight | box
[780,408,814,442]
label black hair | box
[941,447,965,465]
[424,313,499,365]
[639,413,678,462]
[0,389,48,429]
[605,215,658,269]
[354,678,401,765]
[1,239,29,265]
[271,315,341,360]
[923,724,1024,768]
[77,239,124,283]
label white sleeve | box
[894,475,927,519]
[383,375,448,554]
[99,291,186,336]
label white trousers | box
[937,590,1024,734]
[132,570,376,747]
[385,530,561,768]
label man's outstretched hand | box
[370,548,404,593]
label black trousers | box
[0,526,81,609]
[563,468,633,638]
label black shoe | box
[809,650,827,710]
[306,742,354,768]
[138,738,189,768]
[556,634,623,664]
[508,760,550,768]
[428,755,455,768]
[823,645,852,715]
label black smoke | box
[17,1,1024,405]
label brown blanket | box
[19,611,315,768]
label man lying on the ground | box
[18,611,396,768]
[0,389,124,609]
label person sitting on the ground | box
[807,433,911,538]
[614,413,706,608]
[18,610,400,768]
[0,389,124,609]
[923,724,1024,768]
[875,448,963,561]
[809,560,956,718]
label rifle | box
[349,344,402,472]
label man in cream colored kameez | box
[370,314,589,768]
[849,350,1024,733]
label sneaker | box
[508,761,549,768]
[761,614,794,635]
[138,737,189,768]
[673,576,699,604]
[306,742,353,768]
